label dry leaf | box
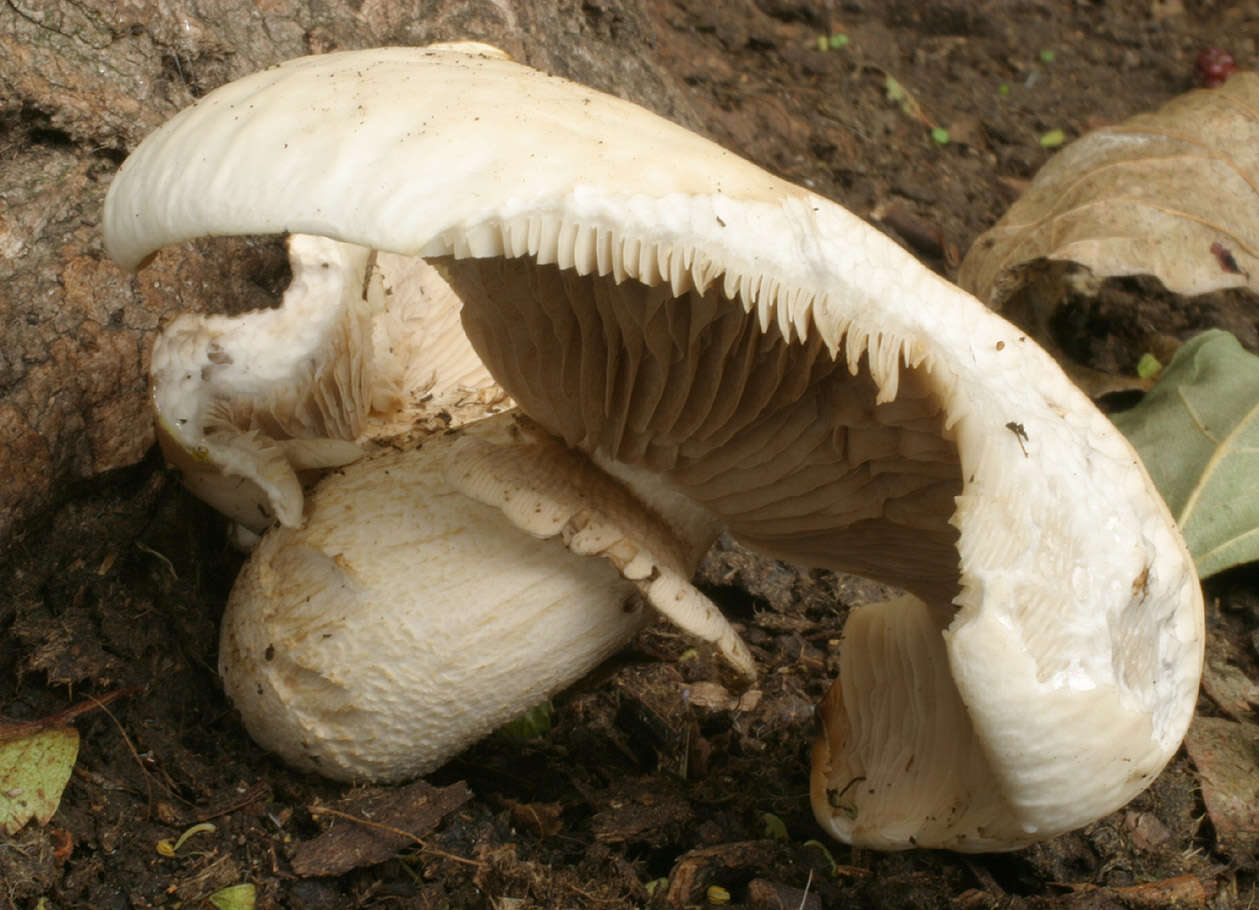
[290,780,471,877]
[0,726,79,835]
[958,74,1259,386]
[961,73,1259,304]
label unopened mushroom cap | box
[107,45,1203,847]
[220,413,651,781]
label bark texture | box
[0,0,701,550]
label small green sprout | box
[829,33,849,50]
[931,126,950,145]
[802,839,838,875]
[762,811,789,840]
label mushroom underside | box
[443,255,965,605]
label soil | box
[3,1,1259,908]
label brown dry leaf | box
[1182,715,1259,861]
[958,74,1259,386]
[503,798,564,838]
[290,779,471,878]
[962,73,1259,303]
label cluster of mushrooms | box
[103,44,1204,852]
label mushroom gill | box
[442,256,962,609]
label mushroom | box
[104,44,1203,849]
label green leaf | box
[209,883,256,910]
[0,726,79,835]
[496,700,554,742]
[1112,330,1259,578]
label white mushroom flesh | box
[104,45,1204,850]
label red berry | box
[1195,47,1237,87]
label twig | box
[0,686,140,742]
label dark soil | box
[4,1,1258,908]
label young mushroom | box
[220,411,656,781]
[104,44,1203,849]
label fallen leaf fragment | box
[0,725,79,835]
[1183,715,1259,860]
[1202,653,1259,721]
[208,883,256,910]
[746,878,822,910]
[1052,874,1211,907]
[1111,330,1259,578]
[290,779,472,877]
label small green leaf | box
[828,33,849,50]
[997,82,1010,96]
[1136,352,1163,379]
[0,726,79,835]
[1039,49,1056,63]
[208,883,256,910]
[762,811,789,840]
[1112,330,1259,579]
[885,74,907,103]
[497,700,554,742]
[1039,128,1066,148]
[931,126,950,145]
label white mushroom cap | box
[105,45,1203,848]
[220,412,651,780]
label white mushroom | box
[104,45,1203,849]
